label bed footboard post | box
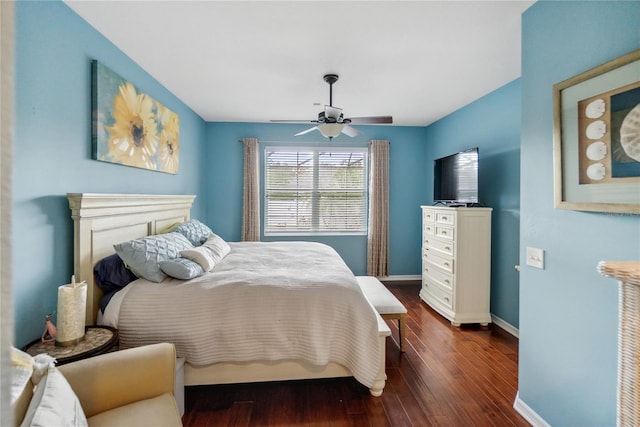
[369,313,390,397]
[369,378,386,397]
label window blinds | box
[265,148,368,235]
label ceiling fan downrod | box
[323,74,339,107]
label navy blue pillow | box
[94,253,138,294]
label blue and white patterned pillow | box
[114,232,194,282]
[172,219,214,246]
[159,257,204,280]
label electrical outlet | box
[526,247,544,269]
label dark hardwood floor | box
[183,283,528,426]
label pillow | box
[159,257,204,280]
[11,347,33,408]
[172,219,213,246]
[180,247,216,272]
[113,232,194,282]
[201,233,231,265]
[20,365,88,427]
[94,253,138,294]
[180,233,230,271]
[31,354,56,386]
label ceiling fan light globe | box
[318,123,344,138]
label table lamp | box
[55,275,87,346]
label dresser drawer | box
[422,278,453,310]
[424,265,454,291]
[435,225,454,241]
[423,222,435,237]
[423,209,436,223]
[425,237,454,257]
[423,250,454,273]
[435,212,455,226]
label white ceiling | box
[65,0,534,127]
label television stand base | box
[433,202,482,208]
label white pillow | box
[11,347,33,407]
[180,233,231,272]
[20,365,88,427]
[201,233,231,265]
[180,247,216,271]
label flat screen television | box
[433,147,479,206]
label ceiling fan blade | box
[294,126,319,136]
[346,116,393,124]
[324,105,343,121]
[341,125,361,138]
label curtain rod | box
[237,139,387,144]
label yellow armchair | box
[15,343,182,427]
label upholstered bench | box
[356,276,407,352]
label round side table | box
[23,325,118,365]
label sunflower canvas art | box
[91,61,179,174]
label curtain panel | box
[241,138,260,241]
[367,140,389,277]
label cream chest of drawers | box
[420,206,492,326]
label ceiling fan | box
[271,74,393,140]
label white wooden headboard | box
[67,193,195,324]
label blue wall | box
[15,3,640,424]
[13,1,207,347]
[519,2,640,425]
[12,0,526,368]
[204,122,427,276]
[423,79,522,328]
[12,0,525,350]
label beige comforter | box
[107,241,382,388]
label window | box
[264,147,368,235]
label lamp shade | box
[318,123,344,138]
[55,276,87,346]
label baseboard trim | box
[514,391,550,427]
[378,275,421,282]
[491,314,519,338]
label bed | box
[67,193,389,396]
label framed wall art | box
[553,49,640,214]
[91,60,179,174]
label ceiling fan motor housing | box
[318,110,344,124]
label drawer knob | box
[444,262,450,267]
[444,296,450,302]
[442,216,447,220]
[444,279,450,284]
[441,230,447,235]
[445,246,451,251]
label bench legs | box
[381,313,406,352]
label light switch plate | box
[526,247,544,269]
